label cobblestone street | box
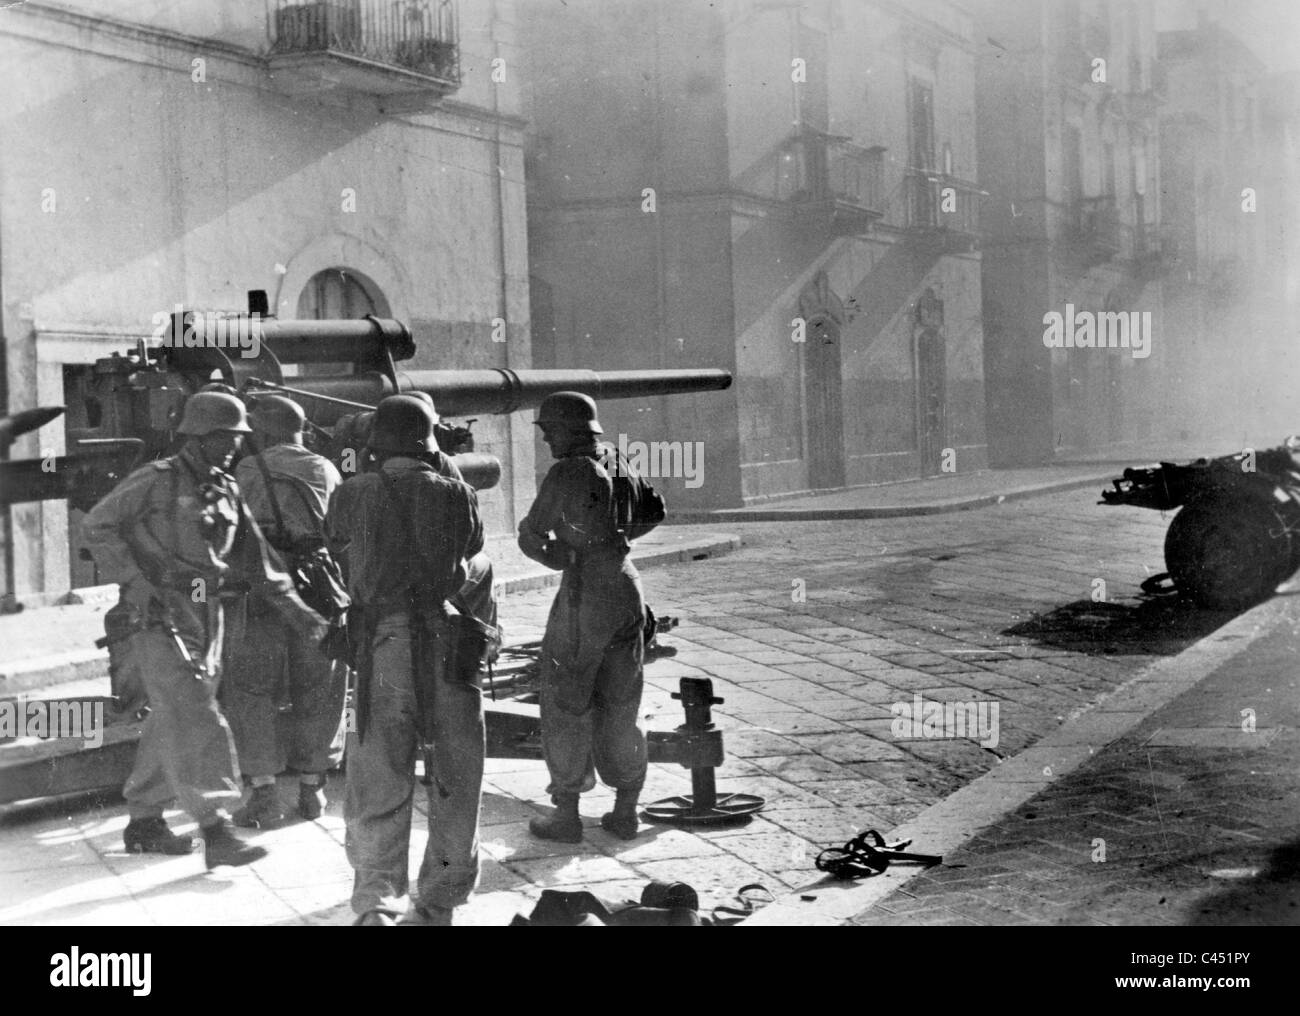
[1,487,1273,926]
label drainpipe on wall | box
[489,0,516,525]
[0,164,13,611]
[652,0,668,437]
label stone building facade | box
[0,0,531,599]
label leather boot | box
[202,819,268,870]
[298,775,327,820]
[123,817,195,855]
[233,783,284,829]
[529,793,583,843]
[600,788,641,840]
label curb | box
[495,534,741,597]
[739,594,1292,926]
[671,474,1115,523]
[0,533,742,697]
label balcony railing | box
[269,0,460,91]
[774,128,884,211]
[901,170,981,244]
[731,126,885,236]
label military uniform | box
[326,395,491,924]
[519,394,650,842]
[82,445,322,831]
[225,440,346,809]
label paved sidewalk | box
[762,595,1300,926]
[3,471,1278,927]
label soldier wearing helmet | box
[223,394,347,827]
[326,393,497,926]
[82,391,329,870]
[518,391,650,842]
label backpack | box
[596,446,666,542]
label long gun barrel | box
[21,311,734,508]
[286,368,733,426]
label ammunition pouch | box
[284,544,350,621]
[444,612,501,688]
[98,600,149,715]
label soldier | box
[327,395,493,926]
[518,392,649,842]
[224,395,346,826]
[81,392,327,869]
[333,394,498,635]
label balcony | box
[1063,195,1122,265]
[776,127,886,236]
[267,0,460,99]
[900,170,982,254]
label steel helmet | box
[404,390,441,423]
[367,395,437,455]
[535,391,602,435]
[177,392,252,435]
[249,394,306,436]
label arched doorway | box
[296,267,390,320]
[293,268,391,378]
[799,271,846,490]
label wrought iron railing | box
[269,0,460,83]
[900,170,981,236]
[739,126,884,213]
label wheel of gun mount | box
[642,792,765,826]
[1164,492,1296,610]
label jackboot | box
[529,793,583,843]
[123,817,195,855]
[298,775,327,820]
[202,818,268,870]
[232,783,284,829]
[600,788,641,841]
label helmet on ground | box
[535,391,602,435]
[367,395,437,455]
[177,392,252,435]
[249,394,306,436]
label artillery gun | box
[0,306,761,822]
[1099,439,1300,609]
[0,305,731,508]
